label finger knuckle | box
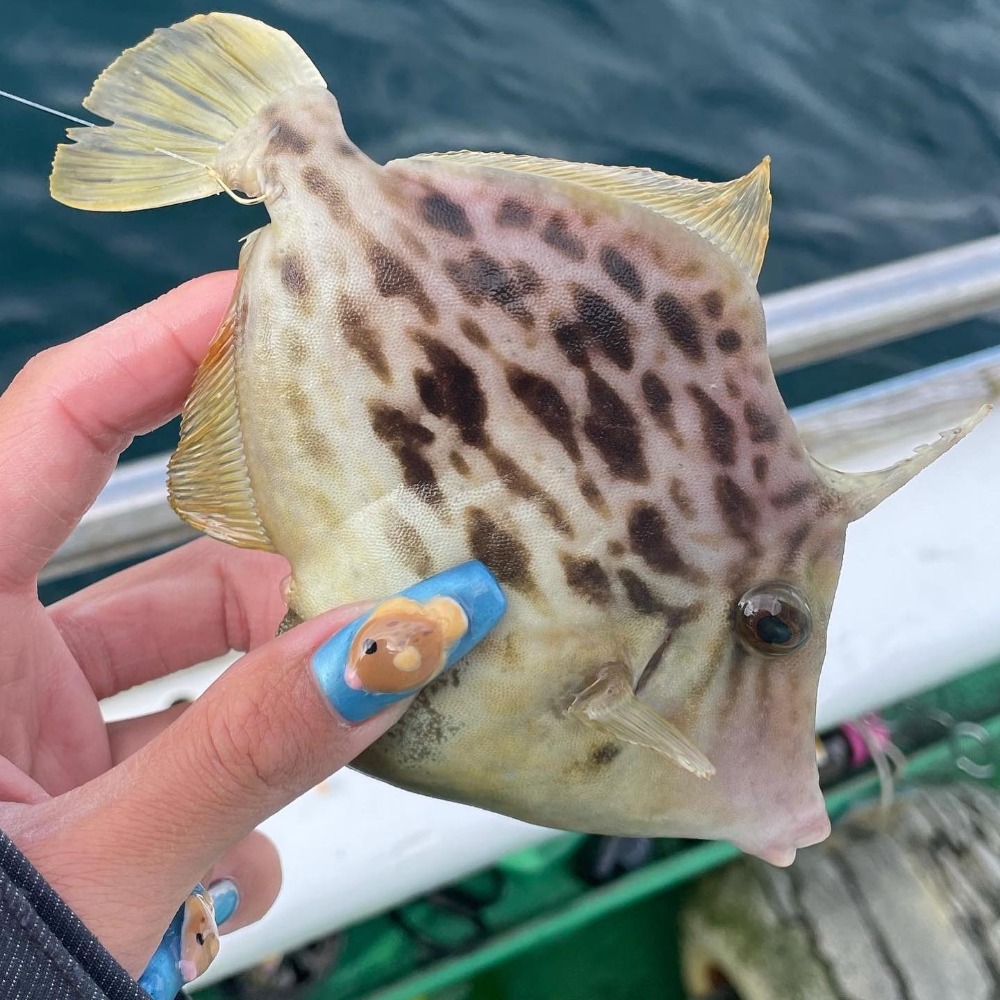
[202,680,317,800]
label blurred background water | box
[2,0,1000,462]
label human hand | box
[0,273,504,985]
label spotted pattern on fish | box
[338,299,391,383]
[583,372,649,483]
[280,253,310,299]
[301,164,351,224]
[628,502,704,582]
[368,240,438,322]
[459,316,488,348]
[466,507,535,593]
[541,213,586,261]
[181,80,886,858]
[368,403,441,505]
[770,481,818,509]
[506,364,581,461]
[783,522,813,562]
[701,289,724,318]
[421,191,474,238]
[61,15,978,867]
[570,286,634,370]
[654,291,705,362]
[669,477,696,520]
[559,552,613,606]
[485,446,571,535]
[270,121,315,155]
[411,333,489,446]
[716,328,743,353]
[618,567,665,615]
[552,317,589,369]
[445,251,541,328]
[640,371,682,445]
[600,246,645,301]
[589,741,622,767]
[744,402,780,443]
[687,385,737,466]
[495,198,534,228]
[578,473,609,516]
[714,474,760,553]
[382,509,433,577]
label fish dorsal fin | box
[568,662,715,779]
[167,234,274,551]
[408,150,771,280]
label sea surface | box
[3,0,1000,462]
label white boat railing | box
[41,234,1000,583]
[766,233,1000,371]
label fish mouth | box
[736,807,832,867]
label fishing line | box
[0,89,95,127]
[1,89,262,206]
[153,148,266,206]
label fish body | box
[50,14,986,864]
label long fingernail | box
[208,879,240,926]
[311,561,506,722]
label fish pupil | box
[363,639,378,655]
[756,614,792,645]
[196,932,205,945]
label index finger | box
[0,271,236,591]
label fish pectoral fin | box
[568,662,715,779]
[167,230,274,552]
[405,150,771,280]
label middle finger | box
[51,537,289,700]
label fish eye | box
[734,582,811,656]
[363,639,378,655]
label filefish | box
[50,13,986,864]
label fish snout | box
[734,789,831,867]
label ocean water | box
[2,0,1000,462]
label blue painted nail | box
[209,878,240,926]
[311,561,506,723]
[139,883,220,1000]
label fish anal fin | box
[816,403,990,521]
[568,662,715,779]
[167,235,274,551]
[406,150,771,281]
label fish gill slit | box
[634,635,671,694]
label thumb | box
[21,562,505,974]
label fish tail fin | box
[50,13,325,211]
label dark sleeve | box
[0,829,155,1000]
